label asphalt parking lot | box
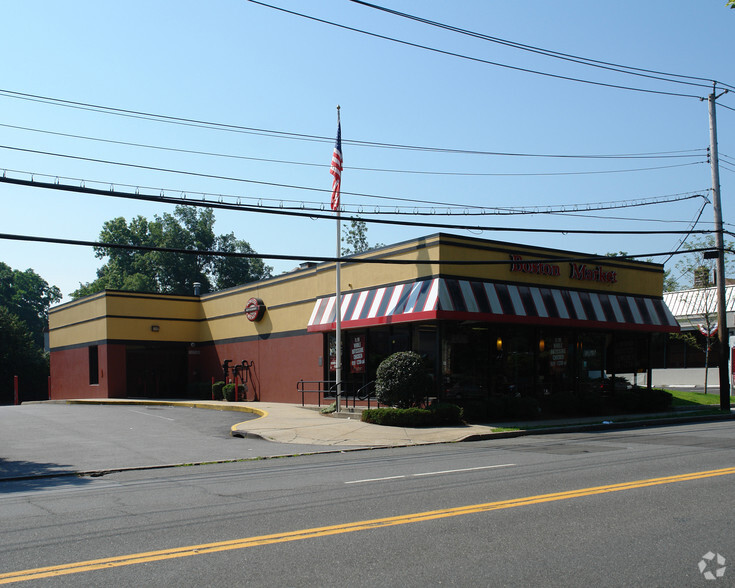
[0,403,334,480]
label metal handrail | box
[354,380,378,409]
[297,379,346,407]
[298,379,375,409]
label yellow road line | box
[2,466,734,584]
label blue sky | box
[0,1,733,301]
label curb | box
[46,398,268,418]
[0,444,404,484]
[459,411,735,442]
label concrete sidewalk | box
[55,398,735,448]
[229,403,499,446]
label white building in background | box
[648,285,735,389]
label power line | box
[245,0,704,100]
[349,0,733,91]
[0,145,708,213]
[0,231,720,266]
[661,198,709,265]
[0,89,707,159]
[0,174,716,237]
[0,121,705,177]
[0,165,709,218]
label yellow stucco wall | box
[49,233,666,349]
[436,236,662,296]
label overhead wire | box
[0,164,708,218]
[0,174,716,237]
[660,198,710,265]
[244,0,704,100]
[0,89,707,159]
[0,231,722,267]
[349,0,733,91]
[0,121,706,178]
[0,145,710,214]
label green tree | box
[341,219,384,256]
[0,262,61,347]
[213,233,273,290]
[671,235,734,393]
[0,307,49,402]
[72,206,272,298]
[674,235,735,289]
[663,270,679,292]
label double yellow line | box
[3,466,734,584]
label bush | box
[481,395,542,421]
[578,391,606,416]
[375,351,431,408]
[430,402,464,425]
[222,383,246,402]
[637,387,673,412]
[361,403,463,427]
[212,380,225,401]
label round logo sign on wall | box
[245,297,266,322]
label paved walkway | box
[54,398,734,448]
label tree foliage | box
[341,219,384,256]
[674,235,735,290]
[0,262,61,347]
[72,206,272,298]
[0,307,49,402]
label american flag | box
[330,119,342,211]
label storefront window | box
[537,333,573,397]
[441,323,492,405]
[577,332,607,392]
[506,330,534,397]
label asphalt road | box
[1,408,734,586]
[0,403,344,479]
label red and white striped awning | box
[307,277,679,333]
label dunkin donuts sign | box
[510,254,617,284]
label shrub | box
[637,387,673,412]
[222,383,246,402]
[507,396,541,419]
[212,380,225,401]
[578,391,605,416]
[611,389,640,413]
[375,351,431,408]
[546,391,578,416]
[430,402,464,425]
[361,403,463,427]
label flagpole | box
[336,207,342,412]
[334,106,342,412]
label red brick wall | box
[202,333,324,403]
[50,334,323,403]
[50,343,127,399]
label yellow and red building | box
[49,233,678,408]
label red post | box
[211,376,215,401]
[14,375,19,405]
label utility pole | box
[706,85,730,411]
